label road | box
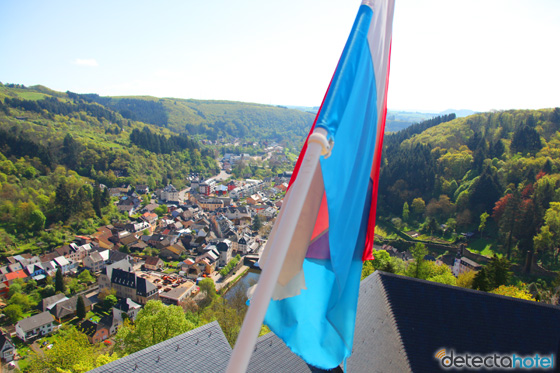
[209,170,230,182]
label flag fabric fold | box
[255,0,395,369]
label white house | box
[53,256,77,274]
[15,312,56,342]
[217,240,233,267]
[83,252,106,273]
[453,256,482,277]
[0,333,15,362]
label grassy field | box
[468,237,502,258]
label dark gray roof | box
[39,293,67,312]
[136,277,157,297]
[113,298,141,312]
[112,268,136,288]
[247,332,310,372]
[50,295,93,319]
[89,271,560,373]
[89,321,231,373]
[16,311,54,333]
[108,250,131,264]
[103,259,133,279]
[345,272,411,373]
[347,271,560,373]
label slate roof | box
[17,312,54,333]
[113,298,141,313]
[86,271,560,373]
[346,271,560,373]
[90,321,231,373]
[247,332,310,372]
[108,250,131,264]
[136,277,157,297]
[0,332,14,351]
[50,295,93,319]
[102,259,133,278]
[79,318,110,338]
[39,293,67,312]
[112,268,136,288]
[87,251,104,264]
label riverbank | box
[214,265,251,293]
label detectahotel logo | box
[435,348,555,370]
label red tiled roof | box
[5,270,28,281]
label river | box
[224,270,260,301]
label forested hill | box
[0,84,222,186]
[378,108,560,265]
[68,91,315,146]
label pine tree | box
[55,267,65,293]
[77,296,86,320]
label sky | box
[1,0,559,113]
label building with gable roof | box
[89,321,231,373]
[0,332,15,362]
[89,271,560,372]
[15,312,56,342]
[110,268,159,305]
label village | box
[0,161,294,369]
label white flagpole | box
[226,128,330,373]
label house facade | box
[144,256,164,271]
[110,268,159,305]
[0,333,15,362]
[83,252,106,273]
[217,240,233,267]
[16,312,56,342]
[453,256,482,276]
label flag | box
[254,0,395,369]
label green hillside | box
[66,90,315,146]
[379,108,560,271]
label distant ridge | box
[439,108,476,117]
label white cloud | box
[73,58,99,67]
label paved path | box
[212,265,250,291]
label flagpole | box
[226,128,330,373]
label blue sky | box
[1,0,559,112]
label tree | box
[402,202,410,222]
[97,287,116,301]
[473,256,512,292]
[251,214,263,232]
[199,278,216,299]
[425,261,456,286]
[478,212,489,238]
[493,191,521,260]
[93,184,103,218]
[77,296,86,320]
[55,180,73,222]
[55,266,65,293]
[4,304,23,324]
[114,300,195,354]
[29,209,46,232]
[406,243,429,279]
[103,294,118,310]
[411,198,426,219]
[472,268,491,292]
[154,204,168,217]
[78,269,94,284]
[456,270,476,289]
[511,125,542,155]
[8,292,34,311]
[534,202,560,265]
[490,285,535,301]
[27,326,120,372]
